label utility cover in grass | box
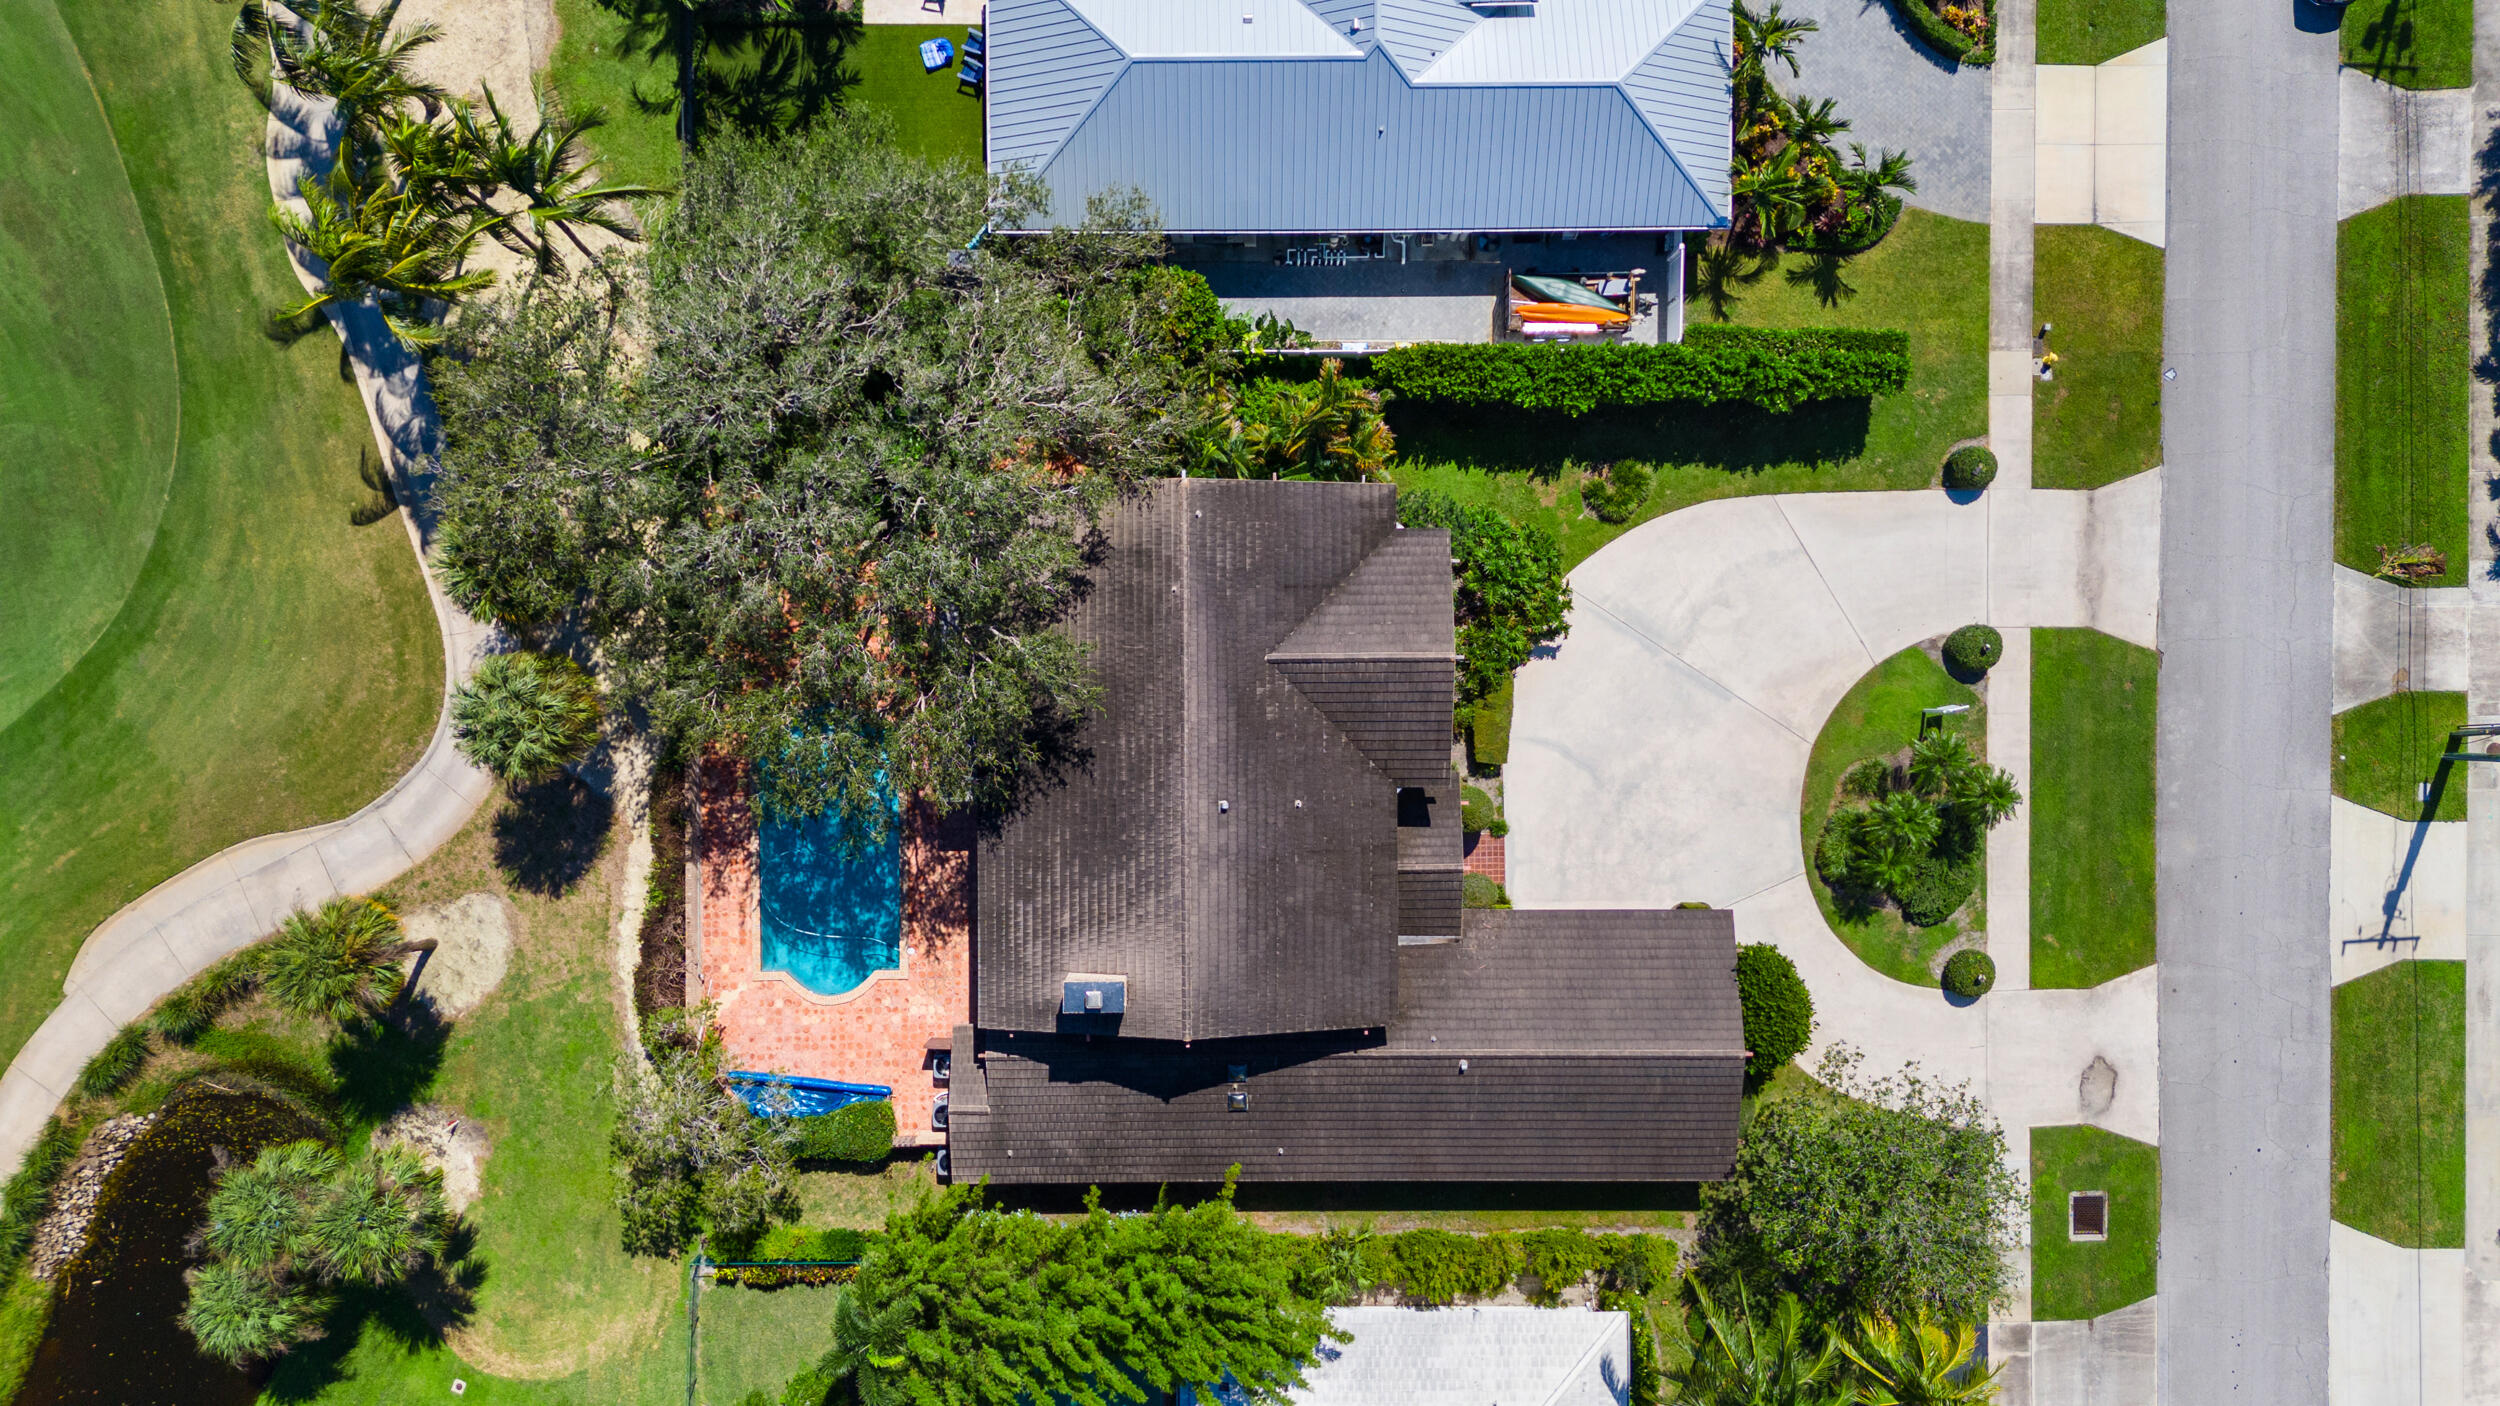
[2030,1124,2159,1321]
[2333,959,2465,1248]
[2333,690,2467,823]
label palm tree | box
[304,1145,448,1286]
[270,163,497,347]
[229,0,449,175]
[1731,145,1812,248]
[450,651,606,787]
[1862,792,1943,892]
[1673,1279,1854,1406]
[819,1283,917,1406]
[452,86,670,272]
[1949,766,2024,831]
[1844,144,1921,204]
[201,1141,339,1275]
[1907,731,1976,798]
[180,1260,332,1366]
[1731,0,1816,90]
[1837,1309,2001,1405]
[261,897,435,1024]
[1784,95,1851,149]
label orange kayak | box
[1509,299,1629,325]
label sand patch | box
[404,891,515,1018]
[373,1102,495,1213]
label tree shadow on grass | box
[1387,398,1874,476]
[328,1008,452,1129]
[493,774,614,897]
[258,1227,488,1404]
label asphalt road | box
[2156,1,2344,1401]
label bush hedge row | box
[1887,0,1996,65]
[1340,1227,1676,1307]
[792,1099,896,1163]
[1368,326,1912,416]
[1734,944,1815,1081]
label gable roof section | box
[1287,1307,1632,1406]
[989,0,1731,232]
[976,480,1457,1044]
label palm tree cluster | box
[181,1139,451,1364]
[1196,358,1397,482]
[450,650,606,789]
[1727,0,1917,252]
[223,0,665,346]
[1676,1279,1999,1406]
[1816,730,2020,925]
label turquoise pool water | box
[758,802,903,997]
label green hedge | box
[792,1099,896,1163]
[1346,1228,1677,1307]
[1735,944,1815,1081]
[1368,326,1912,416]
[1471,673,1515,769]
[747,1225,874,1262]
[1886,0,1997,64]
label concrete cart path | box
[1506,478,2162,1152]
[0,79,497,1176]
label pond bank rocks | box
[30,1113,157,1281]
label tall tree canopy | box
[432,113,1230,826]
[790,1182,1334,1406]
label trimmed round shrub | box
[1943,948,1997,998]
[1943,445,1998,492]
[1897,854,1980,927]
[1462,873,1508,909]
[1734,943,1814,1081]
[1943,624,2003,676]
[1460,784,1500,834]
[1842,758,1892,800]
[792,1099,896,1163]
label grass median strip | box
[2034,225,2164,490]
[2030,1124,2159,1320]
[2334,690,2468,823]
[2332,959,2465,1248]
[2036,0,2165,65]
[2335,195,2468,588]
[2341,0,2473,90]
[2030,628,2158,989]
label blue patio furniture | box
[957,56,984,91]
[964,26,984,58]
[919,37,953,71]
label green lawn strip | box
[2336,195,2469,587]
[0,0,179,733]
[2029,628,2158,989]
[697,1283,841,1401]
[2333,960,2466,1248]
[848,26,985,167]
[2334,690,2468,823]
[2035,0,2165,65]
[0,0,440,1066]
[2029,1125,2158,1321]
[2342,0,2473,90]
[1391,212,1988,574]
[2033,225,2164,490]
[1798,647,1985,986]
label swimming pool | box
[757,799,903,997]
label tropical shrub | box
[1727,1,1923,249]
[1697,1046,2022,1324]
[1942,949,1997,998]
[612,1006,801,1256]
[713,1261,855,1288]
[791,1099,895,1164]
[1197,359,1395,481]
[450,651,605,788]
[1371,327,1911,416]
[752,1225,874,1262]
[1885,0,1998,64]
[1734,944,1815,1081]
[1943,445,1998,492]
[1896,853,1980,928]
[1381,1229,1519,1305]
[1580,462,1653,523]
[1461,873,1508,909]
[1518,1228,1612,1304]
[1816,729,2017,927]
[153,949,268,1044]
[1398,490,1570,703]
[1471,672,1517,768]
[1943,625,2002,675]
[1842,758,1892,799]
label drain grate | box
[2069,1191,2109,1241]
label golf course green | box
[0,0,440,1068]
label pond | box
[12,1084,325,1406]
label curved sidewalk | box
[0,82,495,1175]
[1506,480,2161,1148]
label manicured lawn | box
[2036,0,2165,64]
[1799,646,1986,986]
[0,0,179,734]
[2033,224,2164,489]
[2342,0,2473,90]
[1392,210,1989,574]
[2333,960,2466,1248]
[2334,690,2468,823]
[0,0,440,1069]
[696,1283,838,1402]
[545,5,984,191]
[2030,1125,2159,1320]
[2030,628,2158,989]
[2336,195,2469,588]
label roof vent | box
[1227,1090,1249,1112]
[1227,1064,1249,1082]
[1061,974,1126,1015]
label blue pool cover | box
[758,795,903,997]
[728,1071,891,1118]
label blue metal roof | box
[987,0,1732,234]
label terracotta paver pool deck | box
[691,761,968,1145]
